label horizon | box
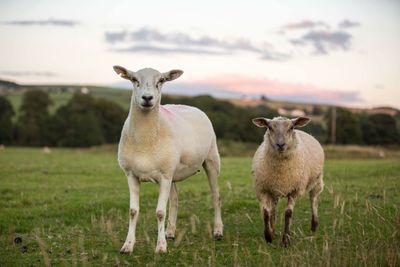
[3,79,398,111]
[0,0,399,109]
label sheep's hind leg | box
[310,176,324,232]
[166,182,178,240]
[203,142,223,240]
[120,174,140,254]
[155,177,172,253]
[282,196,296,247]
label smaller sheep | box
[251,116,324,246]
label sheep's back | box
[161,104,217,166]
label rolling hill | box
[1,79,399,118]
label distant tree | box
[15,90,52,146]
[162,95,279,143]
[302,122,327,144]
[0,96,15,144]
[361,113,399,145]
[50,93,104,147]
[92,98,127,143]
[326,108,362,144]
[311,106,324,116]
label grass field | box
[0,148,399,266]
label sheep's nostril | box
[142,95,153,102]
[277,143,285,149]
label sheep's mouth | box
[140,103,154,110]
[276,147,286,153]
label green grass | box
[0,148,399,266]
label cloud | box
[338,19,360,29]
[283,19,360,55]
[291,30,353,54]
[112,45,229,55]
[106,28,261,52]
[281,20,329,31]
[0,71,57,77]
[105,27,290,61]
[105,31,128,43]
[1,19,79,27]
[261,51,292,61]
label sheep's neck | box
[128,105,160,146]
[265,144,296,161]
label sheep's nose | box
[142,95,153,102]
[276,143,285,150]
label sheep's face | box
[252,117,311,154]
[113,66,183,111]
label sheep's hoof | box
[213,224,223,240]
[155,245,167,253]
[213,228,223,240]
[311,219,318,232]
[155,240,167,253]
[282,234,290,247]
[166,234,175,241]
[120,241,134,254]
[214,233,223,240]
[264,227,274,243]
[264,231,273,243]
[166,227,176,240]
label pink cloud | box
[181,74,361,104]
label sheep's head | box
[113,66,183,111]
[252,116,310,154]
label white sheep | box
[113,66,223,254]
[251,116,324,246]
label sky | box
[0,0,399,108]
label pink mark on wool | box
[161,105,175,119]
[173,105,188,109]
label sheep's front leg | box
[120,174,140,254]
[155,177,172,253]
[282,196,296,247]
[259,194,276,243]
[166,182,178,240]
[270,198,279,235]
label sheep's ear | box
[252,117,270,128]
[163,69,183,82]
[292,117,311,128]
[113,65,131,80]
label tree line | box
[325,108,400,145]
[0,90,398,147]
[0,90,126,147]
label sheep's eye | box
[156,78,165,88]
[289,126,294,131]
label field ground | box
[0,147,399,266]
